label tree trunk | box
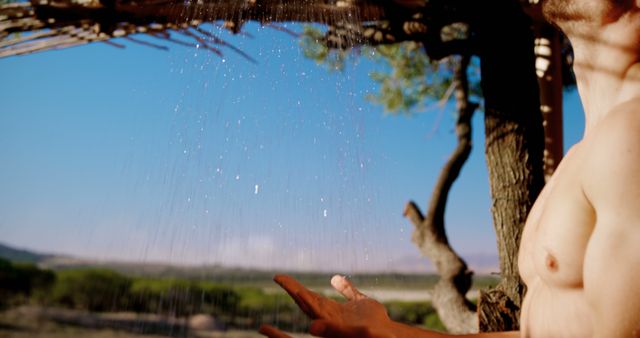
[475,0,545,331]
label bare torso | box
[518,141,596,338]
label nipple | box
[545,253,559,272]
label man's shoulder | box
[613,96,640,112]
[582,98,640,211]
[592,98,640,148]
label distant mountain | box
[0,242,53,264]
[0,242,273,280]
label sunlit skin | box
[259,1,640,337]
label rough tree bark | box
[404,54,479,334]
[475,0,545,331]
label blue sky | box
[0,23,585,273]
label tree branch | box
[404,55,479,334]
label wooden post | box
[534,22,564,181]
[526,2,564,180]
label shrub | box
[49,269,131,311]
[234,287,307,331]
[383,300,446,331]
[129,278,240,316]
[0,258,54,306]
[423,311,447,332]
[384,300,437,325]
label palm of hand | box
[260,275,398,338]
[323,297,390,326]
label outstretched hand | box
[259,274,400,338]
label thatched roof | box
[0,0,429,57]
[0,0,546,60]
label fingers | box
[259,324,293,338]
[274,274,332,319]
[274,275,314,316]
[331,275,367,301]
[310,320,371,338]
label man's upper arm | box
[583,110,640,338]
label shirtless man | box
[260,0,640,337]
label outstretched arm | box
[260,274,519,338]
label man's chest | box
[519,147,596,288]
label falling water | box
[0,0,500,336]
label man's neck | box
[564,13,640,136]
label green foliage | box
[423,311,447,332]
[0,258,55,307]
[383,300,446,332]
[0,262,451,332]
[50,269,132,312]
[300,26,482,115]
[384,300,436,325]
[233,287,311,332]
[129,278,240,316]
[45,270,241,316]
[235,287,295,313]
[300,26,350,72]
[366,42,451,114]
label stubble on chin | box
[542,0,633,25]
